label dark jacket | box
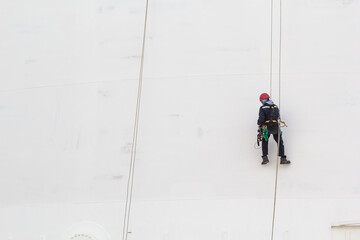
[257,101,280,127]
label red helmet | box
[259,93,270,102]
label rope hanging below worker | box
[122,0,149,240]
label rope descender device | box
[279,120,288,128]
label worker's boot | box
[280,156,291,164]
[261,156,269,165]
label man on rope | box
[258,93,290,165]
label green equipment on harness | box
[262,128,269,142]
[256,126,269,146]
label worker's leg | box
[261,134,269,156]
[273,132,285,157]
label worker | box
[258,93,290,165]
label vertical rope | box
[278,0,282,109]
[271,0,282,239]
[122,0,149,240]
[270,0,273,96]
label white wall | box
[0,0,360,239]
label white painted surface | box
[1,0,360,239]
[332,227,360,240]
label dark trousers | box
[262,128,285,157]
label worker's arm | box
[257,107,265,125]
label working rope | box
[122,0,149,240]
[271,0,282,239]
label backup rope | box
[122,0,149,240]
[270,0,273,97]
[271,0,283,239]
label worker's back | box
[257,99,280,129]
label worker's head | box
[259,93,270,104]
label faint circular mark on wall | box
[70,234,94,240]
[63,221,111,240]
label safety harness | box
[256,105,287,146]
